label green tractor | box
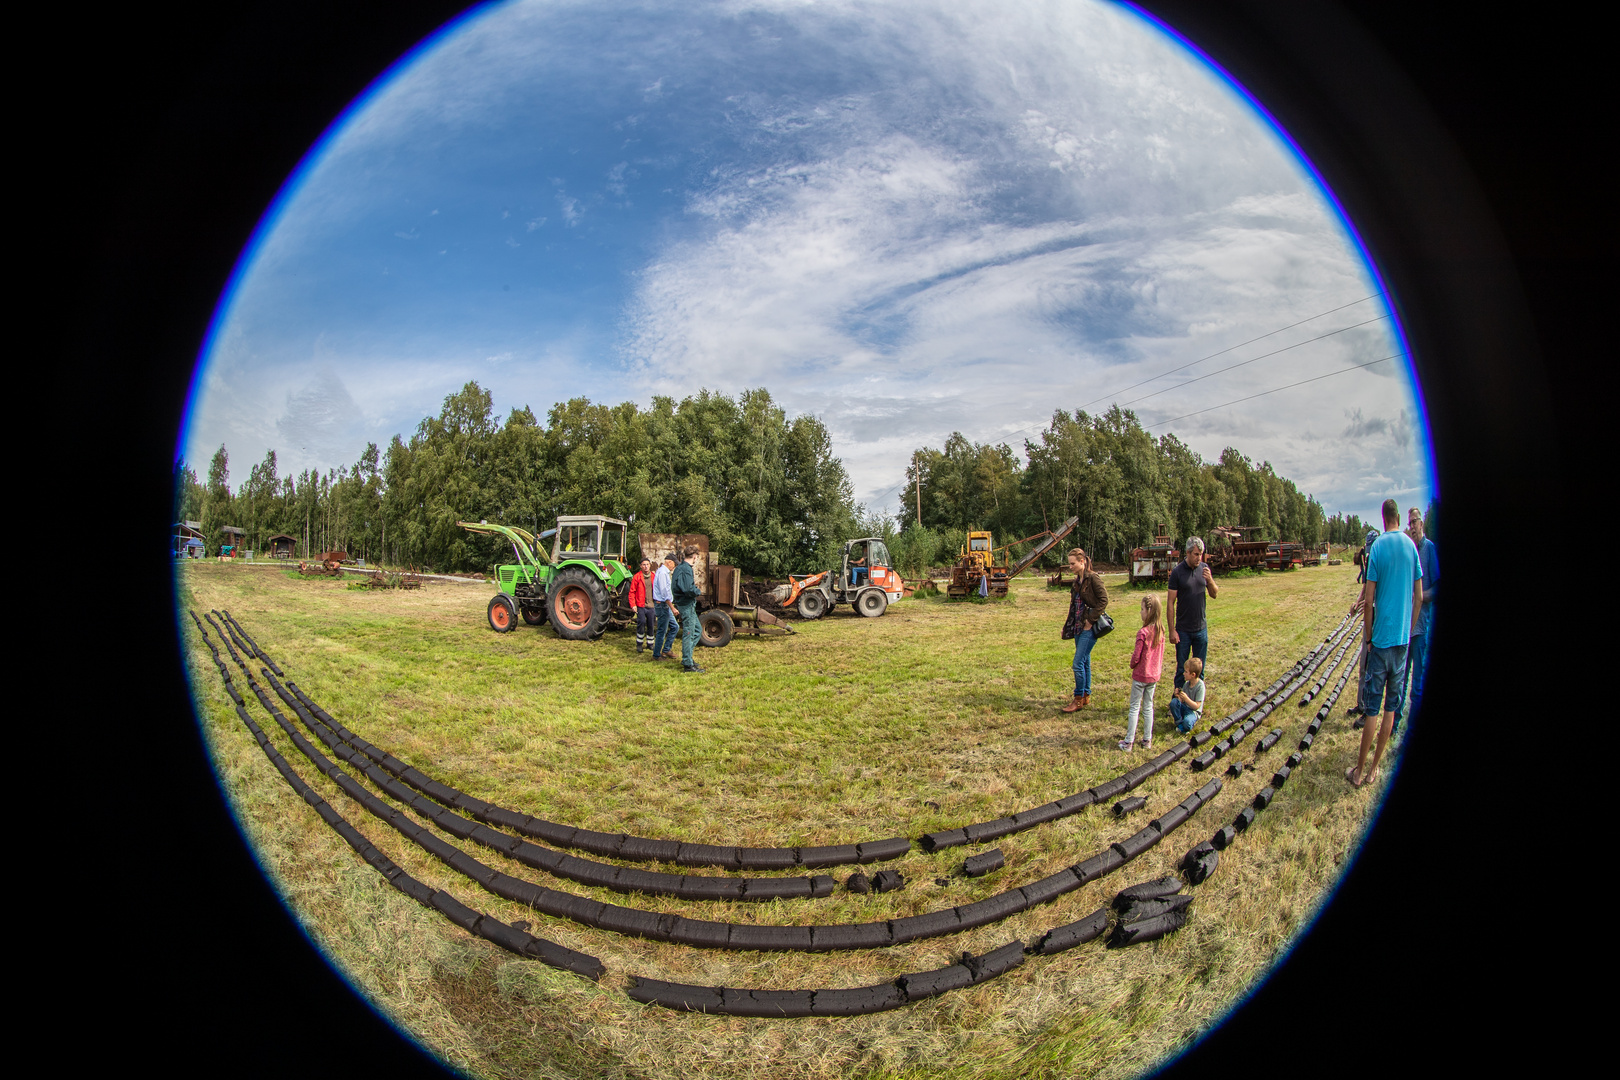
[459,516,634,641]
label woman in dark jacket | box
[1060,547,1108,713]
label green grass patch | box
[177,560,1392,1080]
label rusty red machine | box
[1206,525,1270,572]
[1128,524,1181,585]
[1264,541,1305,570]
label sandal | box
[1344,765,1363,788]
[1140,741,1152,751]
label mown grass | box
[179,560,1392,1079]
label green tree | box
[200,445,233,556]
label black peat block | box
[963,849,1005,877]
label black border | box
[81,2,1587,1073]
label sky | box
[183,0,1432,524]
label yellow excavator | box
[947,518,1079,599]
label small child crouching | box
[1121,595,1166,751]
[1170,657,1206,734]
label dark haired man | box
[1346,528,1380,722]
[629,557,654,653]
[1347,499,1422,788]
[673,545,704,673]
[1400,508,1438,730]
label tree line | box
[175,384,862,575]
[887,405,1433,575]
[176,386,1432,578]
[889,405,1325,569]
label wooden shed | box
[219,526,245,557]
[267,534,297,559]
[173,521,204,558]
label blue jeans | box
[1361,643,1409,719]
[1072,628,1097,696]
[1174,626,1209,691]
[653,606,676,656]
[1397,632,1428,733]
[1169,698,1201,733]
[678,602,699,667]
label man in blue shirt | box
[1399,507,1438,732]
[1348,499,1423,788]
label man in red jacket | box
[628,557,654,653]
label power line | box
[1145,352,1405,431]
[1118,314,1390,409]
[1078,293,1382,411]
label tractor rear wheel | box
[487,594,518,633]
[699,609,735,648]
[798,589,828,620]
[549,568,609,640]
[857,589,888,618]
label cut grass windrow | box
[218,608,912,872]
[190,611,607,981]
[195,608,1359,962]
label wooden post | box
[914,452,923,528]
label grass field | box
[178,560,1395,1079]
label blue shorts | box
[1361,643,1409,719]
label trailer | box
[1129,523,1180,585]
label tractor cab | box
[964,531,994,570]
[551,516,628,566]
[843,537,894,591]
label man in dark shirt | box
[1167,536,1220,693]
[1346,529,1380,720]
[1400,508,1438,731]
[672,544,704,673]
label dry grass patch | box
[179,560,1395,1079]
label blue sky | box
[185,0,1430,522]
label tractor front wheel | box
[549,568,609,640]
[488,594,518,633]
[798,589,828,620]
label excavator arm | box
[1006,516,1080,580]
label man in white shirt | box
[651,552,677,659]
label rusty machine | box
[1205,525,1269,572]
[1128,524,1181,585]
[949,517,1079,598]
[948,531,1003,598]
[1264,541,1306,570]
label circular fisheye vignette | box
[171,0,1437,1069]
[1119,3,1435,1069]
[172,1,502,475]
[171,5,499,1068]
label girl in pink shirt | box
[1121,594,1166,751]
